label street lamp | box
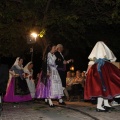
[31,32,38,41]
[29,30,45,61]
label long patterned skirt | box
[36,69,64,99]
[4,77,32,102]
[84,61,120,100]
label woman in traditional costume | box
[84,41,120,112]
[4,57,32,102]
[36,44,64,107]
[24,62,35,99]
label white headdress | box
[13,57,23,69]
[24,61,33,74]
[24,62,32,71]
[13,57,20,66]
[88,41,116,62]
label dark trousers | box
[58,70,66,87]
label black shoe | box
[45,101,48,105]
[96,108,108,112]
[104,106,115,111]
[59,102,66,105]
[49,104,55,107]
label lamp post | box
[29,30,45,61]
[30,32,38,61]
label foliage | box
[1,0,120,56]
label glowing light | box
[40,34,43,38]
[31,33,38,39]
[70,66,74,71]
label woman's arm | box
[9,70,19,77]
[86,61,95,75]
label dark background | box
[1,0,120,78]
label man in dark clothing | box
[55,44,73,102]
[55,49,66,87]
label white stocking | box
[45,99,48,103]
[97,97,105,110]
[48,99,53,106]
[103,99,111,107]
[59,98,63,103]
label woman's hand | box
[14,74,19,77]
[22,73,27,78]
[25,73,29,77]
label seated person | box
[70,70,84,101]
[66,71,74,90]
[81,71,86,82]
[72,70,84,87]
[64,71,74,100]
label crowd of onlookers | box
[65,70,86,101]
